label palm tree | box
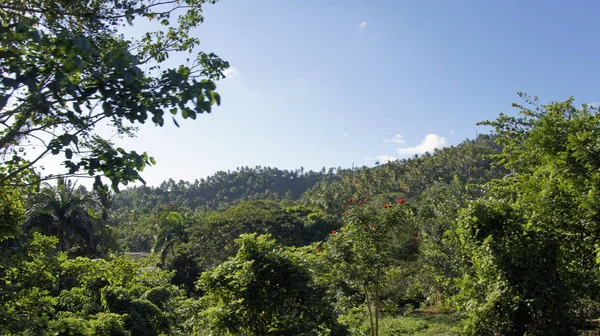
[24,178,96,254]
[152,210,189,267]
[92,187,116,255]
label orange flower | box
[316,247,323,253]
[397,199,406,205]
[331,230,337,235]
[342,205,345,209]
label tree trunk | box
[364,284,375,336]
[375,269,380,336]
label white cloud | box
[397,134,447,156]
[359,21,367,30]
[223,66,241,78]
[383,134,405,144]
[376,155,397,163]
[342,133,347,137]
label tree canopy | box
[0,0,228,190]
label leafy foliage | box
[325,197,416,336]
[455,95,600,335]
[186,200,340,268]
[196,234,336,335]
[0,0,228,189]
[113,166,338,211]
[457,200,576,335]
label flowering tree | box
[325,197,416,336]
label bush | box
[89,313,130,336]
[196,234,336,335]
[457,200,578,335]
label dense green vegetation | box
[7,106,600,334]
[3,1,600,335]
[113,166,339,211]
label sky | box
[50,0,600,187]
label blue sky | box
[102,0,600,186]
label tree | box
[187,200,332,268]
[413,178,471,303]
[457,199,577,335]
[325,197,415,336]
[0,233,62,335]
[0,185,25,242]
[196,234,335,335]
[455,94,600,335]
[152,210,189,267]
[91,187,119,256]
[0,0,228,189]
[24,178,96,254]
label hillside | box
[112,166,340,212]
[112,134,505,215]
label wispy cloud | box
[377,155,397,163]
[223,66,241,79]
[397,134,447,156]
[449,130,455,136]
[359,21,367,30]
[383,134,405,144]
[342,133,348,138]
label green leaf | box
[213,92,221,106]
[181,108,190,119]
[65,149,73,159]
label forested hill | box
[113,134,505,213]
[300,134,506,213]
[112,166,341,211]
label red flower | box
[397,199,406,205]
[316,247,323,253]
[342,205,345,209]
[365,197,369,201]
[411,239,416,244]
[348,199,353,203]
[359,200,363,206]
[331,230,337,235]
